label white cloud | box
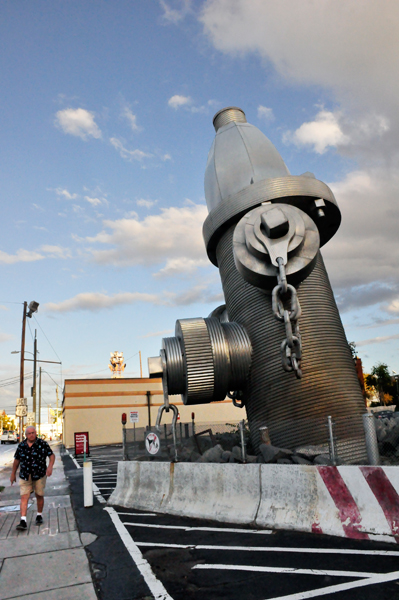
[161,153,172,161]
[257,105,274,122]
[110,137,152,162]
[0,249,44,264]
[40,245,71,259]
[141,329,174,338]
[320,165,399,310]
[285,110,349,154]
[136,199,157,209]
[85,196,102,207]
[44,283,222,313]
[0,332,13,343]
[55,108,102,140]
[32,203,45,212]
[160,0,192,24]
[121,106,139,132]
[86,203,208,272]
[72,204,84,213]
[53,187,77,200]
[154,257,209,278]
[356,334,399,347]
[168,95,192,109]
[200,1,399,116]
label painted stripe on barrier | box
[360,466,399,541]
[317,466,369,540]
[337,467,394,543]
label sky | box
[1,0,399,421]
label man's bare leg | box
[35,493,44,513]
[20,493,30,518]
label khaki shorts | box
[19,475,47,497]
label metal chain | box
[272,257,302,379]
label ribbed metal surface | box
[162,336,184,395]
[216,226,368,464]
[222,322,252,390]
[205,317,230,400]
[203,176,340,264]
[176,318,214,405]
[213,107,247,131]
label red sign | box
[74,432,90,457]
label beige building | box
[63,377,243,448]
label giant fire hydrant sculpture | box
[149,107,367,463]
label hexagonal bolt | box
[260,207,290,239]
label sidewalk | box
[0,443,98,600]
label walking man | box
[10,426,55,530]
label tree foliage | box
[365,363,395,405]
[0,410,16,431]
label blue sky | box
[1,1,399,420]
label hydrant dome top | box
[205,107,291,212]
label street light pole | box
[32,329,37,423]
[19,302,27,437]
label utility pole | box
[56,386,59,437]
[139,350,143,378]
[19,302,27,437]
[32,329,37,424]
[38,367,42,437]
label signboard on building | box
[74,432,90,457]
[145,431,160,456]
[129,411,139,423]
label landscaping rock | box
[259,444,292,463]
[277,458,292,464]
[292,455,312,465]
[200,444,224,463]
[313,454,333,465]
[221,451,232,463]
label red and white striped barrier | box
[109,463,399,543]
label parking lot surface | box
[67,445,399,600]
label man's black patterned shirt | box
[14,437,53,480]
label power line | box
[33,315,62,363]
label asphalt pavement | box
[63,444,399,600]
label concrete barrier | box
[108,462,399,543]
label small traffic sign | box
[145,431,160,456]
[129,411,139,423]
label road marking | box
[193,564,377,578]
[64,448,80,469]
[136,542,399,556]
[262,570,399,600]
[117,512,157,516]
[105,507,174,600]
[123,522,272,534]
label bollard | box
[164,423,167,441]
[179,421,183,442]
[363,413,381,465]
[122,425,127,461]
[184,423,189,439]
[259,426,271,445]
[239,420,247,463]
[327,416,338,466]
[83,461,93,508]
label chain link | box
[272,258,302,379]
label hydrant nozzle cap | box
[213,107,247,132]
